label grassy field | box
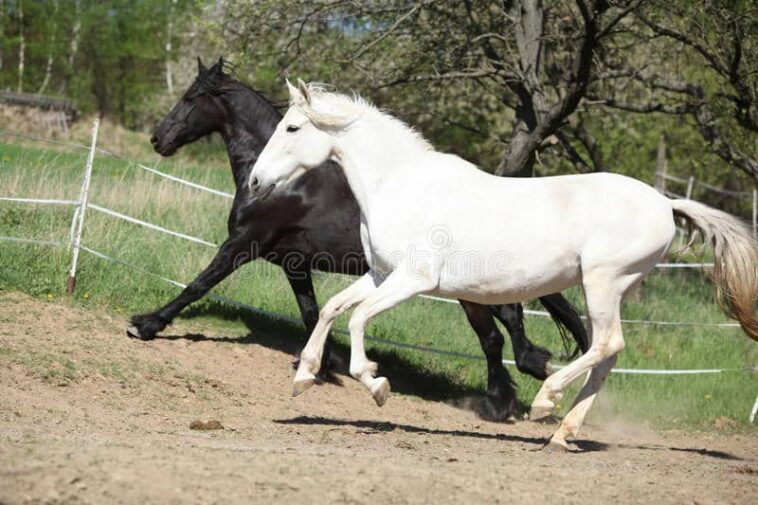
[0,135,756,429]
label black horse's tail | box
[537,293,589,360]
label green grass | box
[0,139,756,429]
[0,344,78,384]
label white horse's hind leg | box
[293,273,377,396]
[346,267,435,406]
[547,275,642,448]
[548,354,618,449]
[530,273,626,421]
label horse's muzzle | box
[150,134,177,156]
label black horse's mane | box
[195,59,245,95]
[196,58,286,110]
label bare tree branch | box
[379,69,502,88]
[555,130,594,173]
[637,13,727,75]
[595,0,647,40]
[587,96,690,114]
[693,104,758,183]
[350,1,429,61]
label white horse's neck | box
[331,112,431,215]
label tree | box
[37,0,59,94]
[0,1,5,72]
[0,0,754,192]
[587,0,758,182]
[64,0,82,92]
[214,0,647,177]
[0,0,194,125]
[16,0,24,92]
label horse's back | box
[500,172,676,272]
[400,156,672,237]
[378,159,676,301]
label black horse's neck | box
[216,87,281,190]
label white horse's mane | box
[294,83,434,152]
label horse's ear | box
[215,57,224,73]
[197,56,207,74]
[297,79,311,105]
[286,78,302,103]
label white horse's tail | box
[671,199,758,341]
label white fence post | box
[685,176,695,200]
[67,206,80,248]
[654,134,667,194]
[66,118,100,294]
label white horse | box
[248,80,758,449]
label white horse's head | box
[248,80,350,197]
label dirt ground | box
[0,292,756,505]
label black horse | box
[128,57,588,420]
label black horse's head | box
[151,57,234,156]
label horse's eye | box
[286,124,300,133]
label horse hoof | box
[127,313,164,340]
[370,377,390,407]
[518,346,553,381]
[126,325,150,340]
[472,391,517,422]
[541,439,569,452]
[292,367,317,397]
[292,377,316,397]
[529,400,555,421]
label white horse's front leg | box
[346,267,435,406]
[293,273,378,396]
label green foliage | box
[206,0,758,188]
[1,0,757,190]
[0,0,192,126]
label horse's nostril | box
[251,177,259,188]
[150,134,158,146]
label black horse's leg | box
[128,236,253,340]
[283,268,338,378]
[459,300,517,422]
[490,303,553,381]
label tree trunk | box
[495,0,606,178]
[118,56,128,123]
[165,0,177,94]
[498,129,539,177]
[62,0,82,91]
[17,0,24,93]
[38,0,60,95]
[496,0,545,178]
[0,1,5,72]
